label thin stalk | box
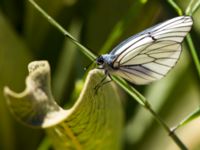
[37,137,51,150]
[185,0,200,15]
[167,0,183,15]
[167,0,200,78]
[185,1,200,77]
[185,0,196,15]
[28,0,96,61]
[112,76,146,106]
[146,103,188,150]
[191,0,200,15]
[185,34,200,77]
[113,77,188,150]
[29,0,188,149]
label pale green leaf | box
[4,60,124,149]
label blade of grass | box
[24,0,67,52]
[28,0,189,149]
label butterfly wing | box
[110,16,193,84]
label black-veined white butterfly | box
[95,16,193,90]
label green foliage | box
[0,0,200,150]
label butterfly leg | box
[94,70,112,94]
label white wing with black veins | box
[110,16,193,84]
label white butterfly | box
[96,16,193,87]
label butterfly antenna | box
[84,53,99,71]
[84,59,95,71]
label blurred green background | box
[0,0,200,150]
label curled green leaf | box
[4,61,69,128]
[4,60,124,149]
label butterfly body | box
[96,54,118,70]
[96,16,193,85]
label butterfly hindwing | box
[110,16,193,84]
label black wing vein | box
[109,16,193,85]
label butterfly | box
[95,16,193,90]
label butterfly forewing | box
[110,16,193,85]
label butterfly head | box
[96,55,106,69]
[96,55,105,65]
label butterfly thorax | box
[96,54,118,71]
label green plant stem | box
[185,0,200,15]
[112,76,145,106]
[29,0,188,149]
[146,103,188,150]
[186,34,200,77]
[28,0,96,61]
[185,1,200,77]
[185,0,195,15]
[191,0,200,14]
[167,0,183,15]
[167,0,200,79]
[113,77,188,150]
[37,137,51,150]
